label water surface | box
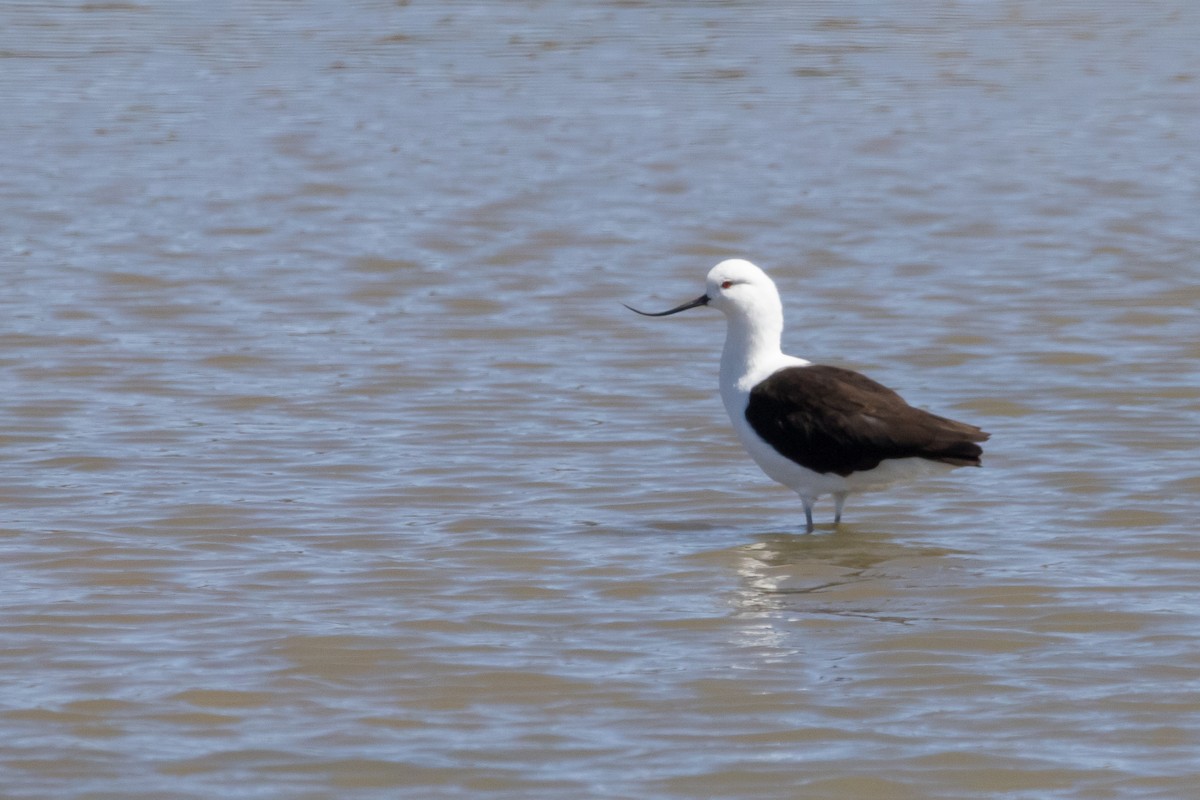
[2,2,1199,798]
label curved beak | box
[623,293,710,317]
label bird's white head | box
[624,258,791,383]
[703,259,782,322]
[623,258,783,321]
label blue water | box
[2,2,1199,798]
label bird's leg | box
[833,492,848,526]
[800,497,815,533]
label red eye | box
[721,280,733,289]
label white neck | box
[718,303,787,391]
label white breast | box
[718,360,944,502]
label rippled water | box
[3,1,1199,798]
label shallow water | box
[2,1,1199,798]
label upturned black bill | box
[623,294,710,317]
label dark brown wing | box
[744,365,990,476]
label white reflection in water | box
[727,530,967,628]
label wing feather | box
[744,365,989,476]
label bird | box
[625,258,989,532]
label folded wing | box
[744,365,990,477]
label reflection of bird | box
[627,259,989,532]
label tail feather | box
[925,421,990,467]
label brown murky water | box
[2,2,1199,798]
